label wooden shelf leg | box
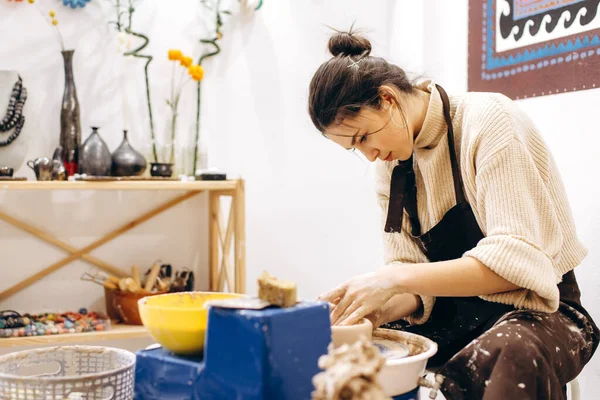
[216,203,235,292]
[209,192,220,292]
[234,180,246,294]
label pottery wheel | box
[372,339,410,360]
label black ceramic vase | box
[150,162,173,177]
[60,49,82,177]
[111,130,147,176]
[79,127,111,176]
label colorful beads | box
[0,310,111,339]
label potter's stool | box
[421,371,580,400]
[568,378,581,400]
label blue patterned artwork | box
[468,0,600,99]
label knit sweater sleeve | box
[464,139,563,312]
[375,161,434,325]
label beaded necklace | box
[0,75,27,147]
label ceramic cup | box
[0,167,13,177]
[27,157,53,181]
[331,318,373,348]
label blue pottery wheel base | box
[392,386,420,399]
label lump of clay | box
[257,270,297,308]
[312,336,391,400]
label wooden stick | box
[216,201,235,292]
[0,210,124,277]
[209,192,220,292]
[131,265,141,288]
[234,179,246,293]
[144,263,161,292]
[0,191,200,301]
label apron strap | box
[384,157,413,233]
[404,162,421,237]
[384,84,466,235]
[435,84,466,205]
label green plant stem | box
[169,103,178,164]
[124,29,158,163]
[115,0,122,30]
[193,38,221,174]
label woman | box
[309,30,599,400]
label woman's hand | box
[318,267,405,326]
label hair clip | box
[347,55,364,68]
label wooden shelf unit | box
[0,324,148,347]
[0,180,238,191]
[0,179,246,347]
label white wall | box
[422,0,600,396]
[0,0,394,353]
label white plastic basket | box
[0,345,136,400]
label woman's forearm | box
[391,256,520,297]
[378,293,421,325]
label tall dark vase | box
[60,49,81,176]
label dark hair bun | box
[328,31,372,57]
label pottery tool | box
[103,280,118,290]
[132,265,142,288]
[81,271,107,287]
[118,277,139,293]
[107,275,121,285]
[144,263,161,292]
[81,271,119,290]
[156,277,168,291]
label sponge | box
[257,271,297,308]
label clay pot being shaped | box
[111,130,147,176]
[330,318,373,348]
[78,126,111,176]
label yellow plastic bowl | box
[138,291,245,355]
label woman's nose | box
[359,146,378,162]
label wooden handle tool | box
[103,280,118,290]
[144,263,161,292]
[132,265,142,288]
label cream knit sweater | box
[375,80,588,325]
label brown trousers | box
[435,272,599,400]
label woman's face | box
[323,97,415,163]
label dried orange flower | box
[180,56,193,67]
[168,49,182,61]
[188,65,204,81]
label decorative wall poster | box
[468,0,600,99]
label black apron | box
[381,85,593,367]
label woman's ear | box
[378,85,399,109]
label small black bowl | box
[150,163,173,178]
[0,167,14,177]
